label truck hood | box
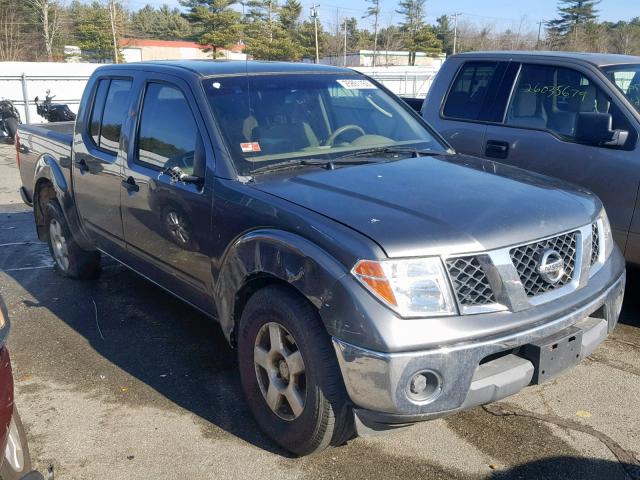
[251,154,600,258]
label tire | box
[0,407,33,480]
[4,118,18,140]
[238,285,354,456]
[44,199,101,279]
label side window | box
[443,62,499,121]
[136,83,199,174]
[99,79,132,152]
[505,64,633,144]
[89,80,109,145]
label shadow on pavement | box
[488,456,639,479]
[620,265,640,328]
[0,207,291,457]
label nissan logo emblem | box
[537,249,565,284]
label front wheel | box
[238,286,354,456]
[44,200,101,279]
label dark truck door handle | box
[121,176,139,193]
[75,158,89,173]
[485,140,509,159]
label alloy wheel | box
[254,322,307,421]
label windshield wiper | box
[337,146,454,160]
[250,158,375,175]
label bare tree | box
[0,2,26,61]
[26,0,62,61]
[610,22,640,55]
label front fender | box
[215,229,348,343]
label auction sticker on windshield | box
[241,142,262,153]
[337,79,377,90]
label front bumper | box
[333,266,625,432]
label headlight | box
[597,208,613,262]
[351,258,457,317]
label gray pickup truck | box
[421,51,640,264]
[16,60,624,456]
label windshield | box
[602,65,640,113]
[202,73,446,175]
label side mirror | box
[34,96,39,102]
[575,112,629,147]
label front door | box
[121,76,214,312]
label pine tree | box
[363,0,380,66]
[434,15,453,55]
[396,0,440,64]
[243,0,302,60]
[180,0,241,57]
[130,5,192,40]
[279,0,301,31]
[546,0,600,46]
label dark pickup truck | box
[16,60,625,456]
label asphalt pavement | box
[0,141,638,479]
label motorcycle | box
[34,90,76,122]
[0,99,20,142]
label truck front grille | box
[509,232,578,297]
[446,256,496,307]
[591,223,600,265]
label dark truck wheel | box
[238,286,354,456]
[44,200,100,279]
[0,407,33,480]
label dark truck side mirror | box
[575,112,629,147]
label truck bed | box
[17,122,74,205]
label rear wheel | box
[44,199,101,279]
[0,407,33,480]
[238,285,354,456]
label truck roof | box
[94,60,354,77]
[452,51,640,68]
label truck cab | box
[422,51,640,263]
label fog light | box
[406,370,442,403]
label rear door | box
[425,60,515,156]
[482,61,639,251]
[73,76,133,252]
[121,73,214,311]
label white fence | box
[0,62,101,123]
[354,66,440,98]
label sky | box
[121,0,634,32]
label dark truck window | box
[89,80,109,145]
[136,83,199,174]
[87,78,132,154]
[443,62,500,121]
[506,64,634,144]
[100,79,132,152]
[601,65,640,113]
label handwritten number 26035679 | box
[524,83,588,102]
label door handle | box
[121,176,139,193]
[75,158,89,173]
[485,140,510,160]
